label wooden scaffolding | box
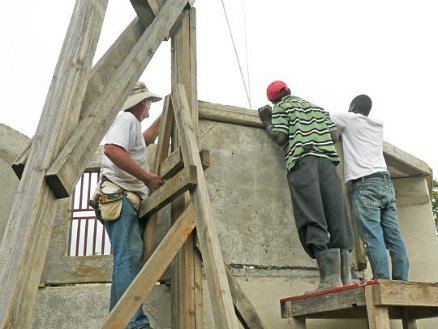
[3,2,438,329]
[0,1,268,328]
[281,280,438,329]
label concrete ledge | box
[198,100,432,180]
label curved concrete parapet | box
[0,124,30,241]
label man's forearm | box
[143,115,161,145]
[267,126,288,146]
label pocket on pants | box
[357,186,382,209]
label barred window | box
[69,170,111,256]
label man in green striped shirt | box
[258,80,353,292]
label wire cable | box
[242,0,252,109]
[219,0,252,109]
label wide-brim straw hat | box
[121,81,162,111]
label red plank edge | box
[280,279,381,303]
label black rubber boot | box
[311,248,343,292]
[340,250,352,286]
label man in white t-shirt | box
[330,94,409,281]
[98,82,163,329]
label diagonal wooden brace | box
[44,0,191,199]
[171,84,240,328]
[100,203,196,329]
[139,164,197,219]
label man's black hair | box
[351,94,372,116]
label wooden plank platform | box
[280,280,438,329]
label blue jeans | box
[100,195,151,329]
[350,173,409,280]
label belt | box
[351,171,390,184]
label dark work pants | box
[287,156,353,259]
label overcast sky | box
[1,0,437,177]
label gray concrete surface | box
[0,123,29,241]
[2,102,438,328]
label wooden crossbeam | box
[373,281,438,307]
[139,164,198,218]
[12,17,145,180]
[80,18,144,120]
[44,0,190,199]
[172,84,239,329]
[160,147,210,179]
[0,2,109,328]
[100,204,196,328]
[130,0,162,25]
[131,0,195,39]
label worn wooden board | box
[100,204,196,328]
[139,164,198,218]
[13,17,145,180]
[172,84,239,329]
[226,266,269,329]
[365,285,391,329]
[170,8,200,329]
[0,1,108,328]
[281,286,367,318]
[45,0,190,199]
[142,95,174,261]
[374,281,438,307]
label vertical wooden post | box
[172,85,239,329]
[0,1,108,328]
[171,8,202,329]
[365,285,391,329]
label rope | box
[242,0,251,108]
[219,0,252,109]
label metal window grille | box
[68,170,111,256]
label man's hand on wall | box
[258,105,272,127]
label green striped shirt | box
[271,95,340,171]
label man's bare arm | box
[104,144,163,191]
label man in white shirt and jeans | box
[96,82,164,329]
[330,94,409,281]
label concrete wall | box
[2,103,438,329]
[0,124,29,241]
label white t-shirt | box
[101,112,149,197]
[329,112,387,183]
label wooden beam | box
[198,100,263,128]
[139,164,198,218]
[373,281,438,307]
[11,18,145,179]
[226,266,269,329]
[44,0,190,199]
[365,285,391,329]
[81,18,144,120]
[170,8,200,329]
[172,84,239,329]
[100,203,196,329]
[280,287,367,318]
[130,0,161,26]
[130,0,192,41]
[142,95,174,261]
[160,147,210,179]
[11,141,31,178]
[0,1,108,328]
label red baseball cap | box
[266,80,289,102]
